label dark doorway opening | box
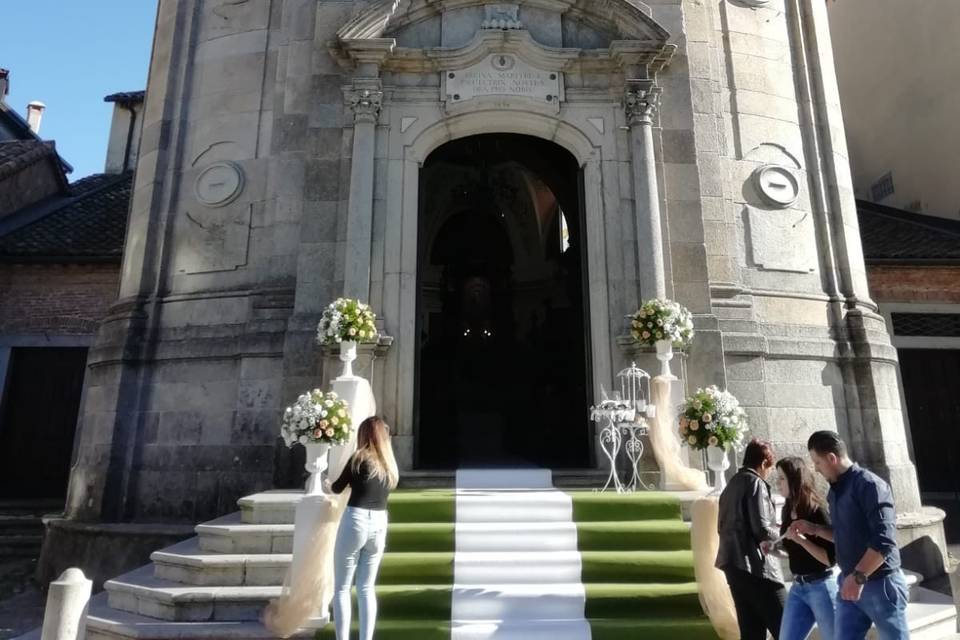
[0,347,88,499]
[415,134,591,469]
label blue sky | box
[1,1,158,179]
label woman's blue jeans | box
[333,506,388,640]
[780,570,839,640]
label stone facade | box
[58,0,942,576]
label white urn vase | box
[338,340,358,379]
[304,441,331,495]
[706,445,731,494]
[655,339,677,380]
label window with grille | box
[871,172,895,201]
[891,313,960,337]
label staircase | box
[75,471,717,639]
[18,476,956,640]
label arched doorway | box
[415,134,592,469]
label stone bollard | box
[41,568,91,640]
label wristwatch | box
[852,570,868,585]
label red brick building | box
[859,199,960,529]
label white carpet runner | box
[451,469,592,640]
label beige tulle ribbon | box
[263,378,377,637]
[690,497,740,639]
[648,376,709,491]
[648,375,737,638]
[262,489,351,637]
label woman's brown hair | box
[352,416,399,489]
[776,456,826,518]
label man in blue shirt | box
[791,431,909,639]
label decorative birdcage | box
[590,362,656,493]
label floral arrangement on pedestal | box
[630,298,694,348]
[316,298,378,346]
[678,386,747,451]
[280,389,352,447]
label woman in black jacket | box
[716,438,787,639]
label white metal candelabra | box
[590,363,657,493]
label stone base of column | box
[896,507,950,582]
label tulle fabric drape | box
[648,375,738,639]
[263,380,377,637]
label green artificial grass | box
[386,522,456,552]
[580,550,695,583]
[576,520,692,551]
[589,617,719,640]
[314,619,452,640]
[387,490,456,523]
[584,582,703,618]
[377,551,455,585]
[569,491,683,522]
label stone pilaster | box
[624,80,667,301]
[343,81,384,301]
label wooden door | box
[898,349,960,496]
[0,347,88,499]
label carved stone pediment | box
[332,0,673,73]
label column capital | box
[623,80,662,126]
[346,83,384,124]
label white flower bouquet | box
[630,298,694,348]
[678,386,747,451]
[316,298,378,346]
[280,389,352,446]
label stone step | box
[196,513,293,554]
[0,534,43,558]
[82,593,317,639]
[106,565,453,622]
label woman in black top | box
[775,456,838,640]
[328,417,399,640]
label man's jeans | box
[333,506,389,640]
[780,570,838,640]
[836,570,910,640]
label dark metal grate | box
[891,313,960,337]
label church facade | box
[52,0,945,577]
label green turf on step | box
[576,520,692,551]
[368,584,453,620]
[581,550,695,583]
[387,490,456,523]
[377,551,454,585]
[386,522,455,552]
[314,619,451,640]
[588,617,720,640]
[569,491,683,521]
[584,582,703,618]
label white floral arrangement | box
[678,386,747,451]
[630,298,694,348]
[316,298,378,346]
[280,389,352,446]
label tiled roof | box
[0,172,132,261]
[104,91,145,104]
[857,200,960,264]
[0,139,57,180]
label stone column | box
[625,80,666,301]
[343,82,383,302]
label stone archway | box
[415,134,592,469]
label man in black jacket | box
[716,438,786,639]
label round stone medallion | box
[194,161,244,208]
[754,164,800,208]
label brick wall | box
[867,265,960,304]
[0,263,120,335]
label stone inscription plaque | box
[445,54,560,105]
